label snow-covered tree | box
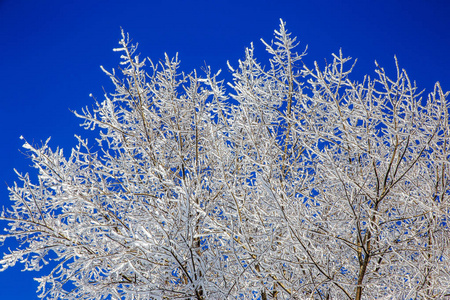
[1,20,449,299]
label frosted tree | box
[1,20,449,299]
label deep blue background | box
[1,0,449,298]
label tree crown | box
[1,20,449,300]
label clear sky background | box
[0,0,449,298]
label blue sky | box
[0,0,449,298]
